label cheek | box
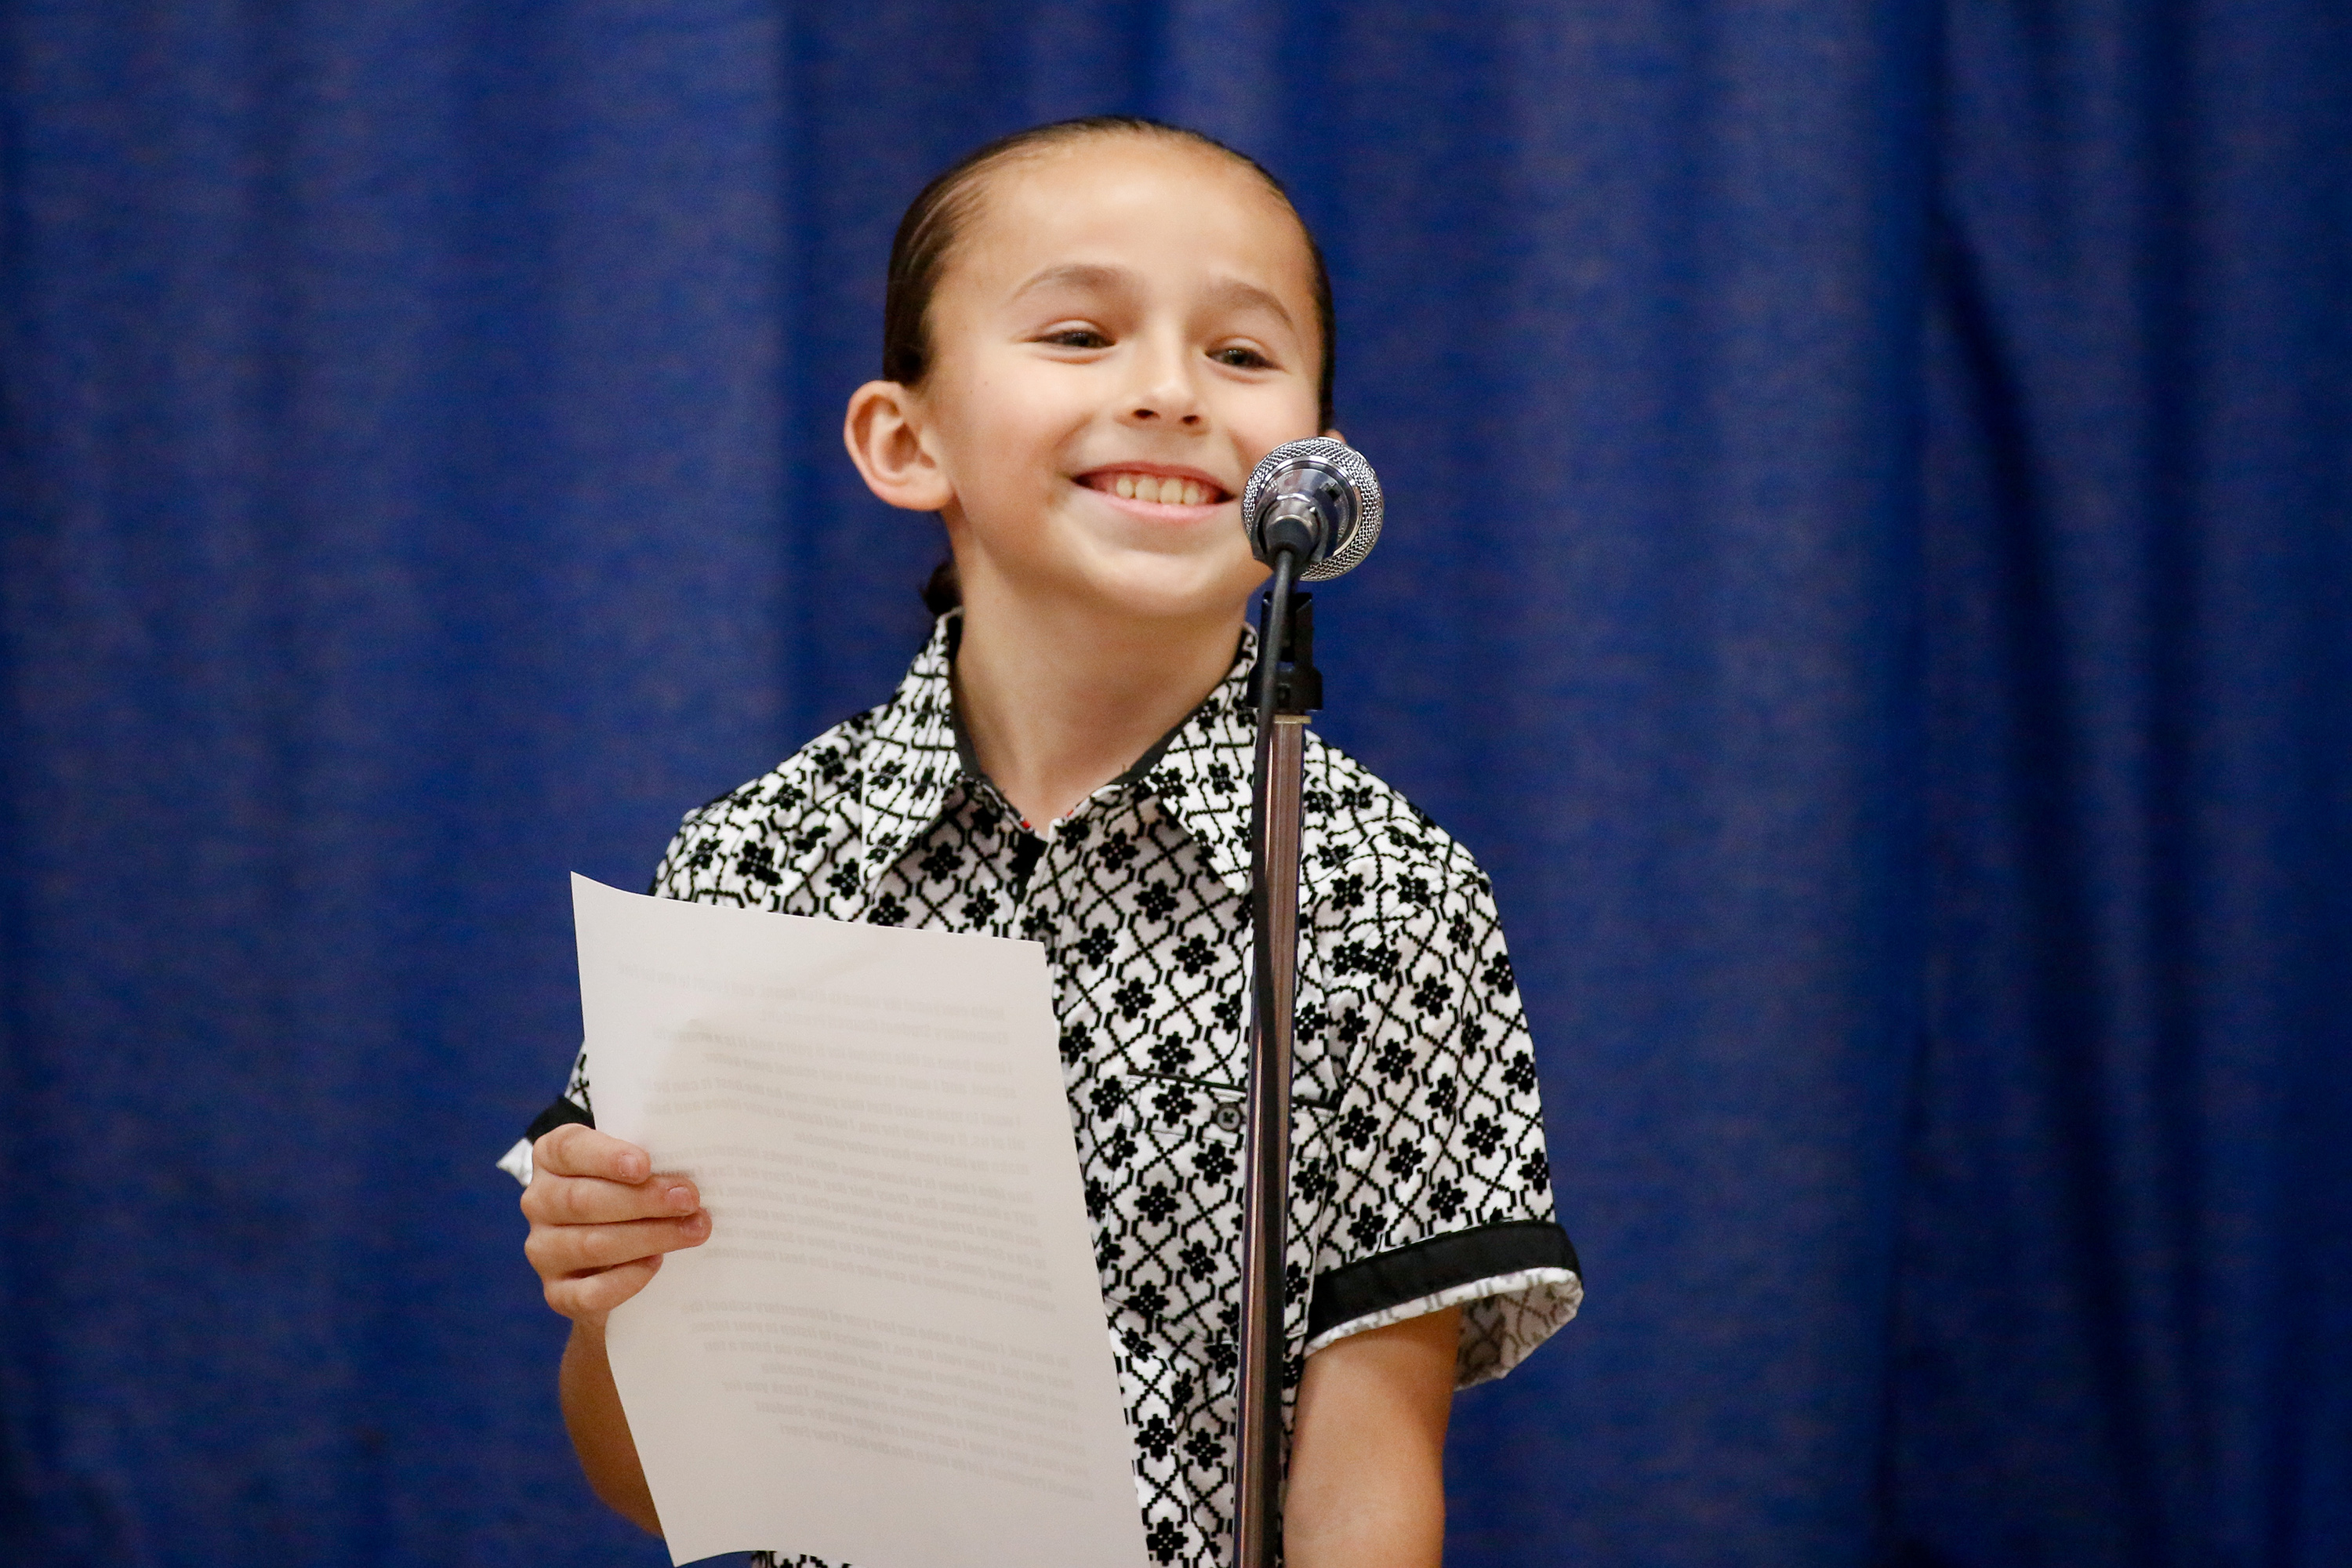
[1228,382,1325,456]
[946,367,1088,487]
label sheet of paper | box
[570,874,1146,1568]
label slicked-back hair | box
[880,116,1337,432]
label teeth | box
[1102,471,1216,504]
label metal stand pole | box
[1234,563,1318,1568]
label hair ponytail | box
[920,556,962,617]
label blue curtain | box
[2,3,2344,1565]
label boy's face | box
[911,136,1327,626]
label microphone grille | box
[1241,437,1385,582]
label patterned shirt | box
[514,613,1581,1568]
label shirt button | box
[1213,1103,1243,1133]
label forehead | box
[943,135,1319,314]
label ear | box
[844,380,956,513]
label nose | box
[1120,332,1205,428]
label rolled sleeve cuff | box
[1305,1219,1583,1386]
[496,1095,596,1188]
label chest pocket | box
[1073,1069,1336,1356]
[1074,1070,1244,1357]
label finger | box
[546,1254,663,1319]
[528,1212,709,1278]
[523,1168,702,1227]
[527,1211,711,1279]
[533,1123,654,1184]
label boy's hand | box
[521,1123,710,1323]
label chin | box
[1080,553,1262,626]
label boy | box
[516,118,1580,1568]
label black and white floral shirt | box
[510,613,1581,1568]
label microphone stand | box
[1234,553,1319,1568]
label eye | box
[1041,326,1112,350]
[1212,344,1275,369]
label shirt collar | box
[1128,638,1258,897]
[853,615,967,884]
[855,613,1262,900]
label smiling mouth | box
[1081,469,1232,507]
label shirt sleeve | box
[1294,844,1582,1387]
[497,1044,594,1188]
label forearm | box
[559,1319,662,1536]
[1284,1447,1445,1568]
[1281,1308,1459,1568]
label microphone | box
[1232,435,1381,1568]
[1240,437,1384,581]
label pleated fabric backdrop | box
[2,3,2345,1566]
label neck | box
[952,580,1246,830]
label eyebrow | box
[1009,263,1137,303]
[1008,263,1298,329]
[1201,276,1297,329]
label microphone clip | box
[1251,587,1322,717]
